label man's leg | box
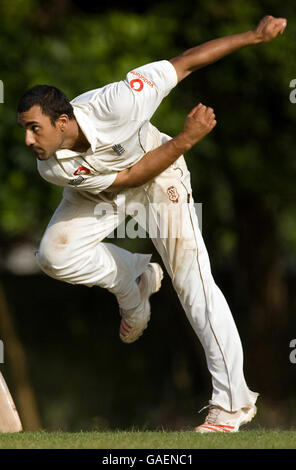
[36,188,151,311]
[128,157,258,413]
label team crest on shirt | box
[167,186,179,203]
[73,166,90,176]
[112,144,125,156]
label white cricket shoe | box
[119,263,163,344]
[195,404,257,433]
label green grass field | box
[0,430,295,449]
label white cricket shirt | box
[37,60,178,196]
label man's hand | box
[177,103,216,149]
[170,15,287,82]
[108,103,216,190]
[253,15,287,43]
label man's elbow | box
[169,57,193,82]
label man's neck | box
[61,119,91,153]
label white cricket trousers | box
[36,154,258,412]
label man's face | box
[17,105,64,160]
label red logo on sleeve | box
[73,166,90,176]
[130,79,144,92]
[130,71,154,89]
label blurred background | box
[0,0,296,432]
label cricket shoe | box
[195,404,257,433]
[119,263,163,344]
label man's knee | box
[35,234,71,277]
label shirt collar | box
[55,103,97,160]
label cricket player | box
[17,15,286,432]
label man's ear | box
[56,114,69,131]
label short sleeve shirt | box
[37,60,178,195]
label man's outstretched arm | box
[108,103,216,191]
[170,15,287,82]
